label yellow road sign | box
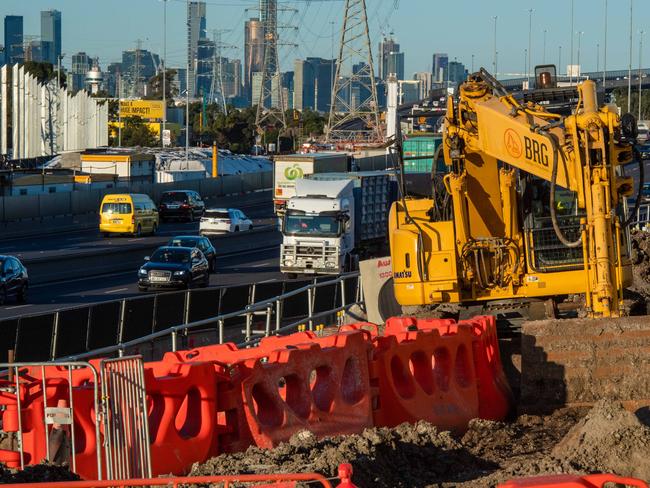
[119,100,164,119]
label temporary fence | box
[0,273,361,363]
[0,314,512,481]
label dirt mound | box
[552,399,650,479]
[0,463,79,484]
[631,230,650,298]
[192,408,587,487]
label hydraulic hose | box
[623,146,645,228]
[543,131,583,248]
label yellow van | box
[99,194,159,237]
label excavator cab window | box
[521,176,583,272]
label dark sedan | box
[158,190,205,222]
[167,235,217,272]
[138,246,209,291]
[0,255,28,305]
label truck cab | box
[281,179,355,275]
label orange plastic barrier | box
[219,329,374,452]
[498,473,649,487]
[370,321,480,433]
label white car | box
[200,208,253,235]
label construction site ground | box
[5,231,650,486]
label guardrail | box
[1,273,362,363]
[632,203,650,229]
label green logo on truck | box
[284,164,304,180]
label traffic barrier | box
[370,321,480,433]
[498,473,649,487]
[221,330,373,452]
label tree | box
[23,61,66,88]
[146,69,178,102]
[117,116,159,147]
[611,87,650,120]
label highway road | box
[0,194,284,320]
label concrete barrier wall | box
[0,172,272,222]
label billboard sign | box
[119,100,164,119]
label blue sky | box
[2,0,649,78]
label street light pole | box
[577,31,584,80]
[569,0,574,84]
[527,9,533,86]
[628,0,633,113]
[162,0,167,147]
[603,0,607,88]
[492,16,497,77]
[640,30,644,122]
[186,0,190,163]
[597,43,600,73]
[543,29,547,64]
[559,45,562,76]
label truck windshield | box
[284,214,341,237]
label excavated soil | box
[631,230,650,300]
[0,463,80,484]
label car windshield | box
[169,238,198,248]
[284,214,340,237]
[162,192,188,203]
[102,203,132,214]
[205,210,230,218]
[150,249,191,264]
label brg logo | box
[284,164,304,180]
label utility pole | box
[597,43,600,73]
[133,38,143,98]
[327,0,382,143]
[186,0,190,163]
[577,31,584,80]
[628,0,633,113]
[543,29,547,64]
[524,49,528,81]
[559,46,562,76]
[471,54,475,73]
[527,9,533,86]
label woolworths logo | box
[284,164,304,180]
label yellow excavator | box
[389,65,643,319]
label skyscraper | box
[386,51,404,80]
[244,18,264,103]
[413,72,432,99]
[195,37,215,96]
[294,57,335,112]
[187,1,207,97]
[40,10,62,65]
[121,48,160,98]
[4,16,23,64]
[71,52,91,92]
[448,60,467,84]
[378,37,400,80]
[432,53,448,84]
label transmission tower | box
[255,0,286,134]
[327,0,382,143]
[210,29,237,116]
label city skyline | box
[1,0,649,79]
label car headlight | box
[326,261,337,268]
[283,259,293,267]
[138,269,148,276]
[173,270,186,276]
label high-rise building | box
[106,62,122,97]
[244,17,264,103]
[196,37,214,96]
[187,1,207,97]
[448,60,467,84]
[294,57,335,112]
[71,52,91,92]
[40,10,61,65]
[4,16,24,64]
[432,53,448,84]
[413,71,432,99]
[386,51,404,80]
[223,58,242,98]
[121,48,160,98]
[378,37,399,80]
[252,71,283,109]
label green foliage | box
[22,61,66,87]
[113,116,159,147]
[146,69,179,102]
[611,87,650,120]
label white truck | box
[273,153,349,217]
[280,172,396,276]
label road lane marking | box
[251,262,270,267]
[104,288,129,294]
[4,304,32,310]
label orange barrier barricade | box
[144,360,220,476]
[218,329,374,452]
[370,322,480,433]
[498,474,649,487]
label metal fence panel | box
[281,280,312,318]
[15,314,55,361]
[187,288,221,323]
[121,296,155,342]
[54,308,91,358]
[0,318,19,362]
[218,284,251,315]
[87,301,121,351]
[3,195,39,220]
[252,281,284,302]
[313,281,338,314]
[153,291,185,332]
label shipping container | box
[402,135,445,174]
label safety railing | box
[1,273,361,363]
[58,272,362,361]
[632,202,650,230]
